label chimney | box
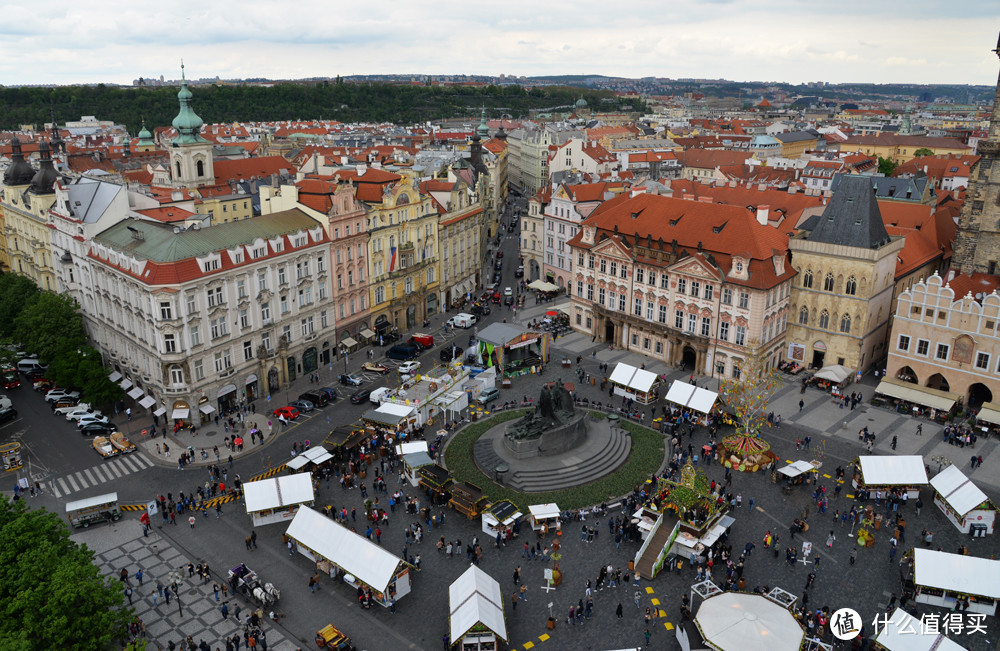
[756,205,770,225]
[171,191,182,202]
[697,196,712,203]
[682,193,694,201]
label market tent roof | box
[153,407,167,417]
[108,371,122,382]
[913,548,1000,599]
[138,396,156,409]
[527,279,559,292]
[244,472,315,513]
[874,376,959,412]
[362,403,415,426]
[285,506,406,592]
[778,460,820,478]
[287,445,333,470]
[976,401,1000,426]
[528,503,560,520]
[928,464,990,516]
[396,441,429,456]
[610,362,658,393]
[858,455,928,486]
[812,364,853,384]
[449,565,508,643]
[665,380,718,414]
[874,608,968,651]
[694,592,804,651]
[402,450,434,468]
[477,322,527,346]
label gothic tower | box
[952,34,1000,276]
[169,63,215,188]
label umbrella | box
[545,310,560,317]
[234,437,244,447]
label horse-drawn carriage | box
[228,563,281,608]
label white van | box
[447,313,478,329]
[17,359,44,374]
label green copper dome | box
[171,64,208,145]
[136,120,155,145]
[477,108,490,139]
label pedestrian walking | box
[850,548,857,565]
[188,515,196,528]
[616,602,624,618]
[826,531,836,548]
[220,602,229,620]
[124,586,133,605]
[213,583,220,601]
[308,575,318,593]
[748,497,755,513]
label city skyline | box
[0,0,996,87]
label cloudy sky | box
[0,0,996,86]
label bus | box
[65,492,121,528]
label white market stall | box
[778,460,822,478]
[527,503,561,533]
[610,362,660,405]
[285,445,334,473]
[396,441,435,487]
[243,473,315,527]
[929,464,995,535]
[909,548,1000,615]
[666,380,719,417]
[285,506,412,608]
[481,500,523,537]
[852,455,928,499]
[362,402,418,432]
[448,565,508,651]
[694,592,804,651]
[874,608,968,651]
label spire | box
[172,62,207,145]
[477,107,490,140]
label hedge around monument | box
[444,409,666,511]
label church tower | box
[952,34,1000,276]
[169,64,215,188]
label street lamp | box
[341,346,348,374]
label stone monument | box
[504,381,587,458]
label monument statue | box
[507,381,577,441]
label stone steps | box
[506,426,632,492]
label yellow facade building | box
[1,140,59,290]
[838,134,970,165]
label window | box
[282,324,291,343]
[840,314,851,333]
[317,255,326,273]
[320,310,328,328]
[588,255,595,269]
[587,284,594,301]
[186,294,196,315]
[237,279,247,299]
[207,287,223,307]
[576,313,582,325]
[298,287,312,307]
[261,331,270,352]
[620,264,627,279]
[735,325,746,346]
[687,314,697,333]
[648,272,656,286]
[819,310,830,329]
[375,286,385,304]
[610,262,617,277]
[280,295,289,315]
[636,268,644,283]
[301,316,314,337]
[658,305,667,323]
[260,302,271,323]
[243,341,253,361]
[278,266,287,285]
[845,276,857,295]
[631,333,639,346]
[738,292,749,309]
[646,301,654,320]
[803,270,813,288]
[643,337,650,350]
[169,366,184,385]
[722,288,733,305]
[159,301,173,320]
[691,281,700,298]
[190,326,201,347]
[976,352,990,370]
[701,317,711,337]
[214,349,232,373]
[257,271,267,292]
[608,291,616,309]
[799,307,809,324]
[660,274,669,289]
[193,360,204,381]
[936,344,949,360]
[634,298,642,316]
[239,308,249,329]
[824,273,835,292]
[599,259,606,273]
[675,310,684,329]
[732,364,741,379]
[577,281,584,297]
[677,278,687,294]
[704,285,713,301]
[916,339,929,356]
[296,261,310,279]
[598,288,606,305]
[210,317,228,339]
[720,322,729,341]
[897,335,910,351]
[655,341,663,354]
[163,334,176,353]
[337,274,343,290]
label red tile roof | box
[136,207,197,223]
[213,156,294,183]
[946,274,1000,301]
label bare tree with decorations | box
[719,339,778,471]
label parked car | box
[76,413,110,429]
[0,406,17,425]
[32,378,54,392]
[362,362,391,375]
[478,387,500,404]
[298,390,330,407]
[45,388,81,403]
[317,387,339,402]
[386,344,420,361]
[289,400,315,413]
[398,361,421,375]
[338,373,364,387]
[504,287,513,297]
[349,388,373,404]
[514,266,524,278]
[55,401,89,416]
[66,407,98,422]
[440,346,462,362]
[272,406,300,420]
[409,333,434,349]
[369,387,391,404]
[79,421,115,436]
[496,251,504,258]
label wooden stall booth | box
[610,362,660,405]
[448,566,508,651]
[396,441,435,487]
[418,464,454,505]
[285,506,413,608]
[481,500,523,538]
[928,465,995,535]
[851,455,928,500]
[527,503,561,534]
[449,481,488,519]
[243,473,315,527]
[904,548,1000,616]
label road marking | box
[56,478,70,497]
[105,461,126,479]
[523,642,534,649]
[823,474,831,479]
[651,598,660,605]
[538,634,550,641]
[117,455,140,473]
[645,586,654,594]
[664,622,674,630]
[66,473,81,492]
[90,465,112,481]
[83,468,98,484]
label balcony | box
[219,367,235,379]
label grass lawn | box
[443,409,666,511]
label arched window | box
[196,160,205,177]
[824,273,835,292]
[803,270,813,288]
[845,276,857,296]
[840,313,852,333]
[799,306,809,324]
[175,160,181,177]
[819,310,830,329]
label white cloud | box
[0,0,993,85]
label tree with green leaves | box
[0,498,132,649]
[0,274,40,339]
[912,147,935,158]
[14,292,87,363]
[878,156,899,176]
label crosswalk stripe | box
[133,453,152,468]
[83,468,99,484]
[66,473,82,492]
[112,457,134,474]
[88,466,109,482]
[124,455,147,472]
[104,461,126,478]
[56,478,70,496]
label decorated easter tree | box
[719,339,778,472]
